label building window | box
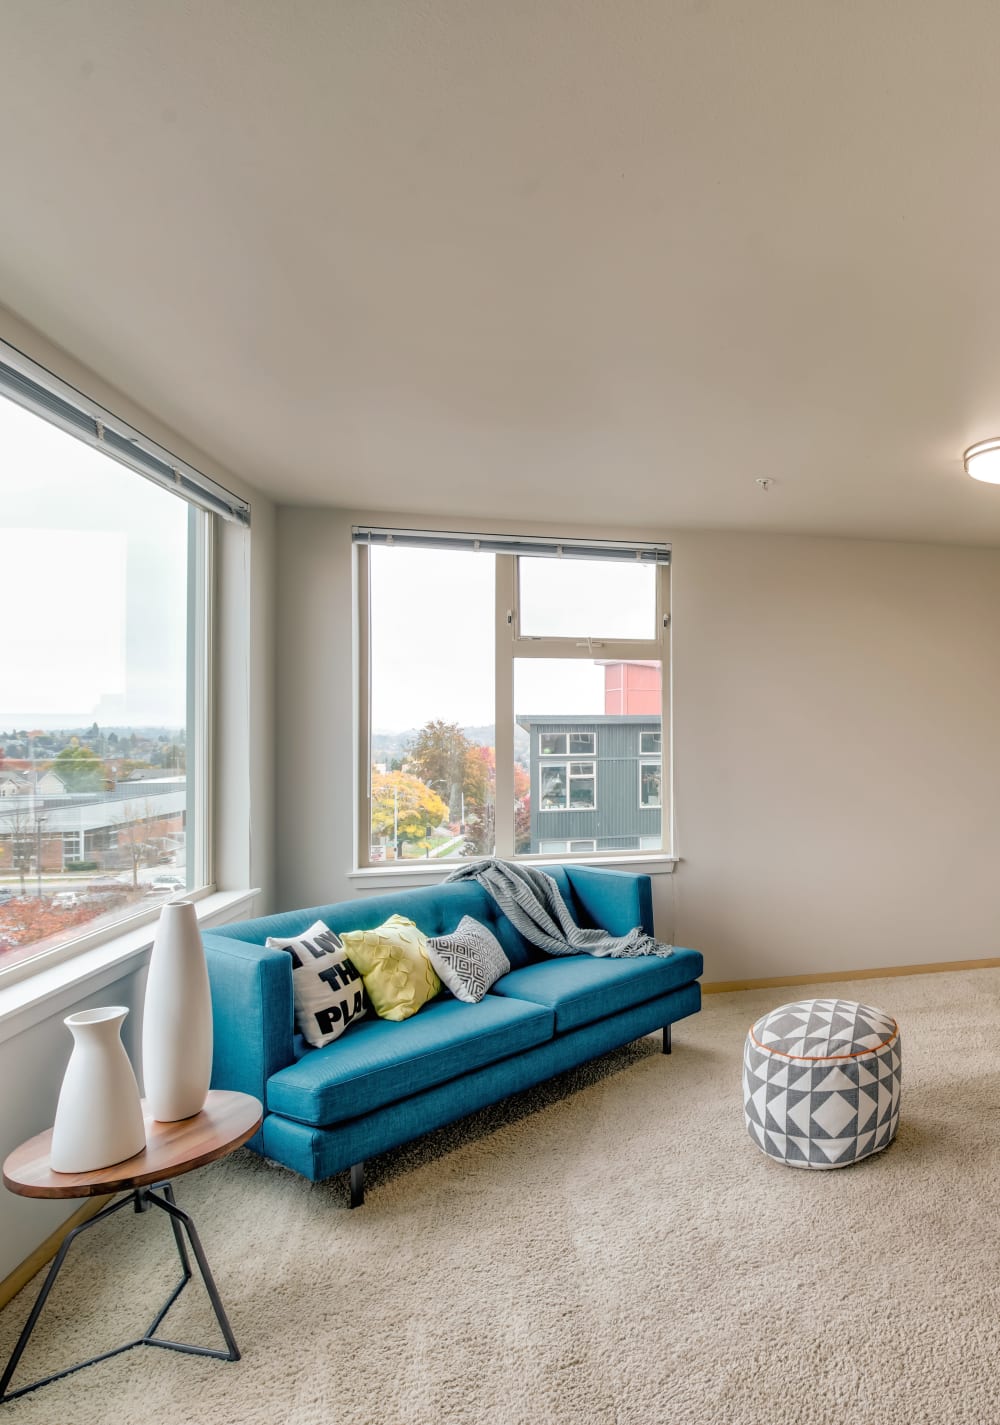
[0,339,243,977]
[541,731,596,757]
[640,730,661,755]
[355,528,670,863]
[640,763,662,808]
[540,762,596,811]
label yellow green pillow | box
[340,914,441,1021]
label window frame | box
[0,374,218,986]
[355,541,671,866]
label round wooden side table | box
[0,1089,262,1405]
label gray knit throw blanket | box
[444,858,673,959]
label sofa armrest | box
[563,866,654,937]
[202,934,296,1109]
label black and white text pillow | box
[425,916,511,1003]
[266,919,367,1047]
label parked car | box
[52,891,82,910]
[152,874,186,891]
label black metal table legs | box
[0,1183,240,1404]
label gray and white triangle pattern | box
[749,997,896,1059]
[743,998,902,1169]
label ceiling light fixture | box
[964,439,1000,484]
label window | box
[539,762,596,811]
[539,732,597,757]
[640,763,662,808]
[356,529,670,863]
[0,339,244,976]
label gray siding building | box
[517,714,662,855]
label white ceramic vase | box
[50,1006,146,1173]
[142,899,213,1121]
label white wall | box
[274,509,1000,983]
[0,309,276,1281]
[671,532,1000,980]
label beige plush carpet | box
[2,968,999,1425]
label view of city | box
[369,656,663,862]
[0,726,188,967]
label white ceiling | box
[4,1,1000,542]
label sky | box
[0,386,658,737]
[370,546,657,733]
[0,393,189,729]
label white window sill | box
[0,888,259,1048]
[348,856,678,892]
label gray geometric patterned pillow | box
[425,916,511,1004]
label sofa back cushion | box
[206,867,586,974]
[320,883,538,969]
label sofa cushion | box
[490,947,704,1034]
[266,993,554,1126]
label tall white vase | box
[50,1007,146,1173]
[142,899,213,1121]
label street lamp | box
[35,813,46,899]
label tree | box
[1,804,37,896]
[514,762,531,853]
[112,798,158,889]
[48,745,108,792]
[408,721,470,821]
[461,744,496,854]
[371,772,448,857]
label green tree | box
[371,771,448,856]
[48,745,108,792]
[409,720,470,821]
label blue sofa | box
[201,865,702,1204]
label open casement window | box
[355,529,671,865]
[0,338,245,979]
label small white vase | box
[142,899,213,1121]
[50,1007,146,1173]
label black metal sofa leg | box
[662,1025,671,1055]
[350,1162,365,1208]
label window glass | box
[518,557,656,639]
[640,763,662,808]
[539,765,568,810]
[515,657,662,855]
[360,543,668,864]
[569,764,596,808]
[368,545,495,859]
[0,393,200,972]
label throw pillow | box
[425,916,511,1004]
[266,919,367,1048]
[340,914,441,1022]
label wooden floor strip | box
[703,957,1000,995]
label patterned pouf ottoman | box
[743,997,901,1168]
